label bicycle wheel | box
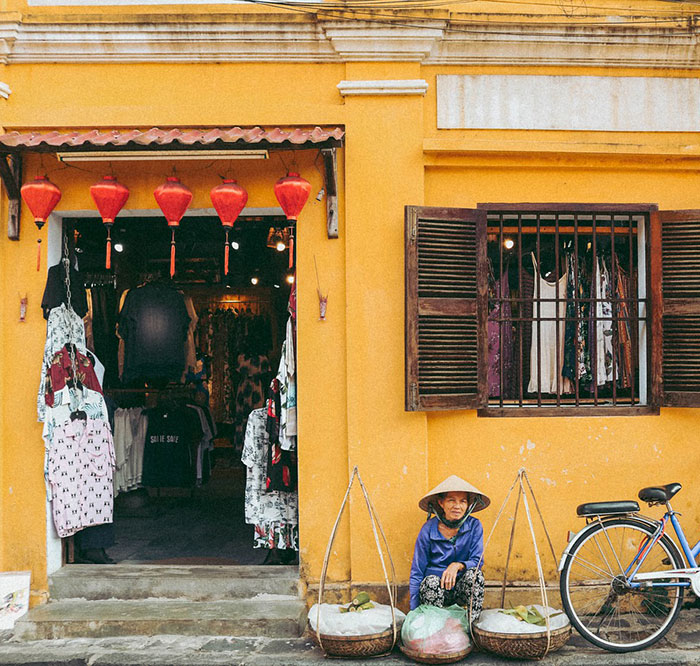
[560,517,685,652]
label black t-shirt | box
[141,407,202,487]
[42,263,88,320]
[119,283,190,384]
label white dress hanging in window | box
[528,253,568,394]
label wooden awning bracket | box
[321,147,338,239]
[0,152,22,240]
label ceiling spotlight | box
[267,227,290,252]
[251,276,259,286]
[274,283,281,289]
[504,238,514,249]
[231,241,240,250]
[286,274,295,285]
[113,243,124,253]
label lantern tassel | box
[224,229,230,276]
[170,228,176,278]
[105,229,112,270]
[36,238,42,272]
[289,229,295,270]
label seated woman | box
[409,475,490,619]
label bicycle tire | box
[559,517,685,653]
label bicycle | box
[558,482,700,653]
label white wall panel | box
[437,74,700,132]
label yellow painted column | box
[342,64,429,599]
[0,153,51,603]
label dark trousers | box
[418,568,485,619]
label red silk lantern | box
[21,175,62,271]
[90,175,129,270]
[210,178,248,276]
[154,176,192,277]
[274,172,311,223]
[274,172,309,270]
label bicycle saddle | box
[638,482,682,504]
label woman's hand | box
[440,562,465,590]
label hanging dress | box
[594,257,615,386]
[562,253,592,389]
[234,353,271,452]
[527,253,568,395]
[241,408,299,551]
[487,269,514,398]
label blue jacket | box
[409,516,484,610]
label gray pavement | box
[1,609,700,666]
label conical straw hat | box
[418,475,491,513]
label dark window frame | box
[477,203,658,418]
[404,202,679,417]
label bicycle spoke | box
[568,551,617,580]
[596,526,624,576]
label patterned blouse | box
[38,305,86,422]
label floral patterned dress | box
[241,408,298,550]
[234,353,271,452]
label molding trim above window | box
[337,80,429,97]
[0,18,697,68]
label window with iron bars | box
[485,210,647,411]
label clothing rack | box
[107,385,196,408]
[488,226,638,235]
[83,272,117,288]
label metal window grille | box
[486,211,647,409]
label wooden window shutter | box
[405,206,487,411]
[658,209,700,406]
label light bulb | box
[286,274,295,285]
[504,239,514,250]
[276,241,286,252]
[274,284,281,289]
[114,243,124,253]
[231,241,240,250]
[251,276,259,285]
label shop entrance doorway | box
[44,208,299,571]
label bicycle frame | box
[596,504,700,595]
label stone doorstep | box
[3,610,700,665]
[49,564,300,601]
[12,598,308,641]
[0,634,699,666]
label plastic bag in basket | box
[401,604,471,655]
[308,602,405,636]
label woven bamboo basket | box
[312,628,395,659]
[313,467,400,659]
[472,622,571,660]
[467,469,573,660]
[399,643,472,664]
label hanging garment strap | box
[62,233,84,414]
[316,466,398,656]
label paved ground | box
[1,609,699,666]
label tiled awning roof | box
[0,127,344,152]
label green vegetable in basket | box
[499,605,563,627]
[338,592,375,614]
[352,591,371,607]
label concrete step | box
[50,565,299,601]
[13,598,308,640]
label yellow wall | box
[1,10,700,607]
